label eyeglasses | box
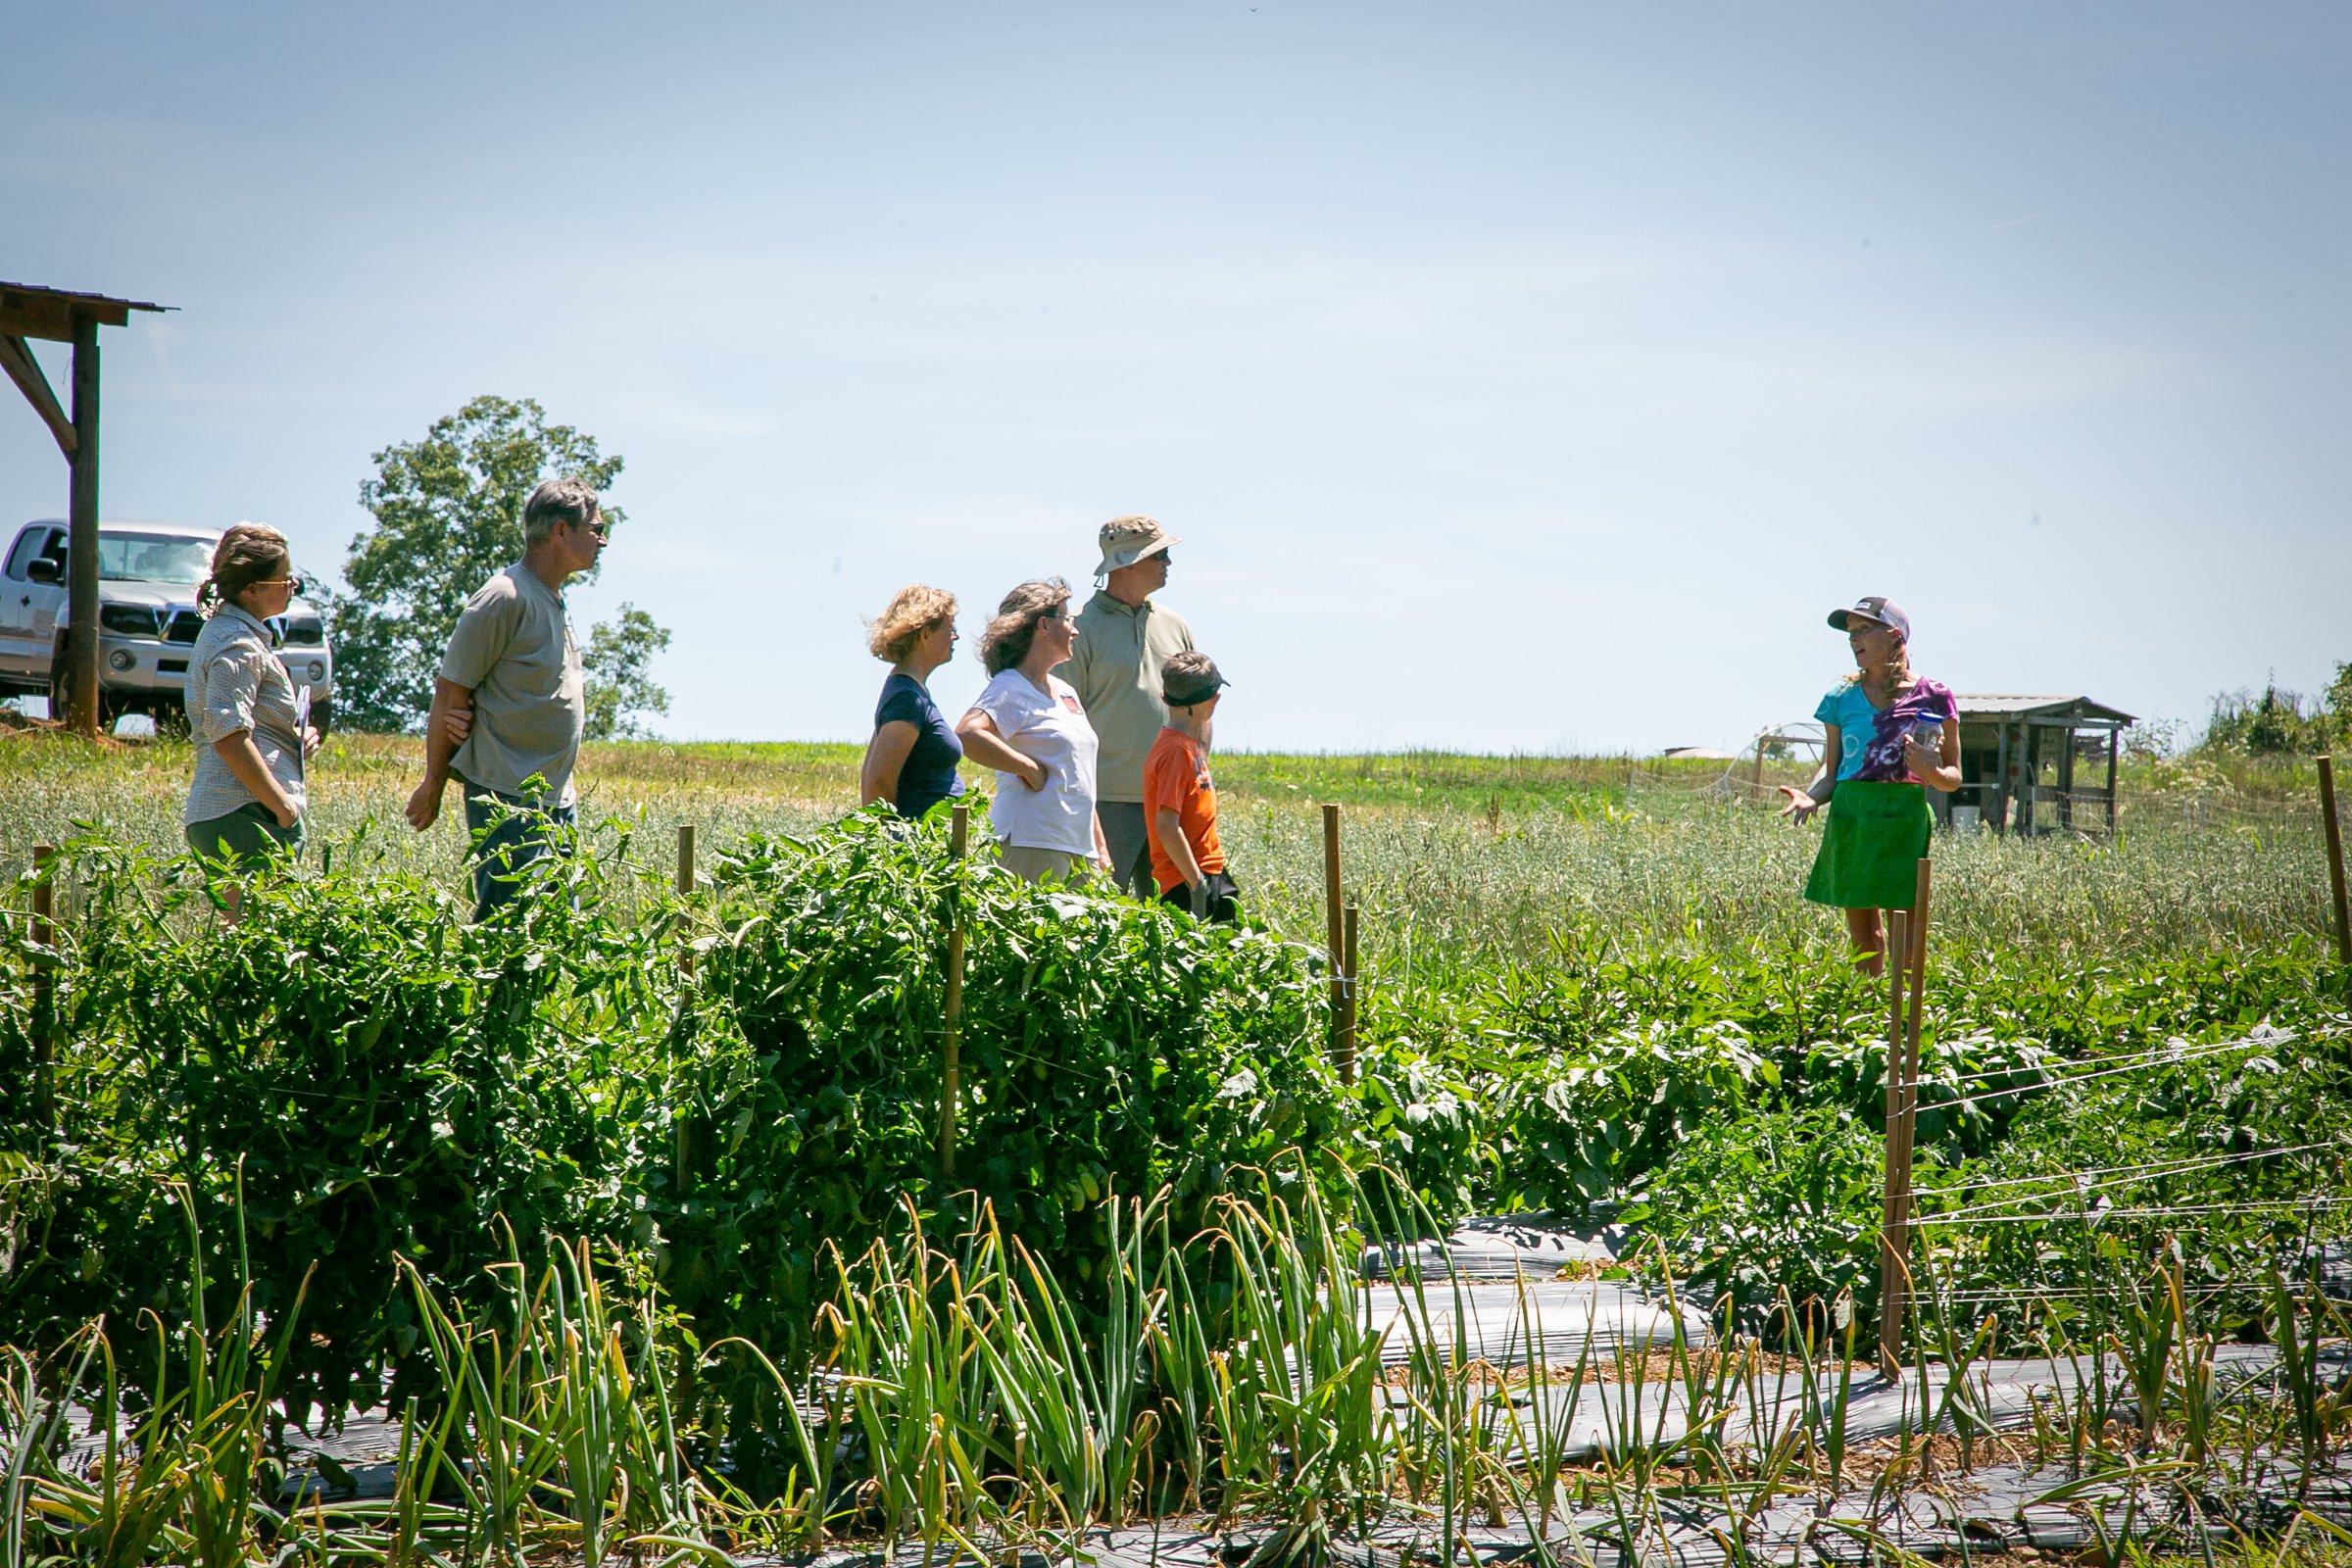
[1036,608,1073,624]
[570,518,610,538]
[249,576,299,590]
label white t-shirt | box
[969,669,1101,857]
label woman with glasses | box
[859,584,966,820]
[1779,595,1959,975]
[956,577,1111,882]
[182,523,320,867]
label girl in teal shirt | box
[1780,596,1961,975]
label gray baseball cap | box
[1827,595,1911,639]
[1161,653,1231,709]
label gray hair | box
[522,476,602,546]
[979,577,1071,675]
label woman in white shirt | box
[955,577,1112,882]
[182,523,320,869]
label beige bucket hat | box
[1094,514,1181,577]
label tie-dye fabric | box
[1816,677,1957,783]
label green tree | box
[2203,678,2336,756]
[329,396,662,732]
[582,604,673,740]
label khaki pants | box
[997,844,1096,884]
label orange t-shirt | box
[1143,726,1224,893]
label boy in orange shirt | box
[1143,651,1239,923]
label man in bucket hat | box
[1060,514,1197,894]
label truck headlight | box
[307,660,326,681]
[108,649,135,671]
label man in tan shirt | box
[1059,515,1196,893]
[404,477,604,918]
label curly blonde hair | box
[978,577,1071,675]
[867,584,958,663]
[197,523,292,614]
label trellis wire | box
[1922,1138,2346,1214]
[1921,1196,2352,1228]
[1922,1034,2294,1114]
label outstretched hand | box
[1778,784,1822,824]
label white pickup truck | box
[0,518,335,732]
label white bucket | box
[1951,805,1982,834]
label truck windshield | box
[98,533,215,585]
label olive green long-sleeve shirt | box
[1058,590,1195,804]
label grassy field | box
[4,729,2337,972]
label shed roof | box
[0,281,173,343]
[1955,694,2136,724]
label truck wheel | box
[312,696,333,738]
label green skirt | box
[1803,780,1931,909]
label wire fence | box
[1623,753,2331,842]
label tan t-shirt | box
[439,564,585,806]
[1060,590,1195,804]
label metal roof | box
[0,281,173,343]
[1955,694,2136,724]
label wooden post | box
[2104,728,2122,834]
[1342,903,1360,1083]
[674,825,699,969]
[65,314,101,737]
[1752,735,1769,791]
[220,884,243,927]
[2057,726,2078,833]
[2319,757,2352,975]
[672,822,700,1190]
[1322,805,1351,1083]
[1993,721,2012,832]
[938,803,971,1182]
[1878,906,1912,1375]
[30,844,55,1133]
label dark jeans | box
[185,802,305,870]
[1096,801,1155,895]
[1157,869,1241,925]
[464,786,578,921]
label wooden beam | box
[65,316,101,736]
[0,293,132,342]
[0,334,75,457]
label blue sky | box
[4,3,2345,752]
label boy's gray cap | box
[1162,657,1231,709]
[1095,514,1180,576]
[1827,595,1911,639]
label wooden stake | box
[31,844,54,1134]
[672,822,700,1191]
[221,884,243,927]
[1878,906,1912,1376]
[2319,757,2351,977]
[1342,902,1361,1084]
[1753,734,1769,791]
[938,803,971,1182]
[1323,805,1351,1083]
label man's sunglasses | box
[570,518,610,538]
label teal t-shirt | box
[1815,677,1957,782]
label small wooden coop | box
[1944,695,2135,836]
